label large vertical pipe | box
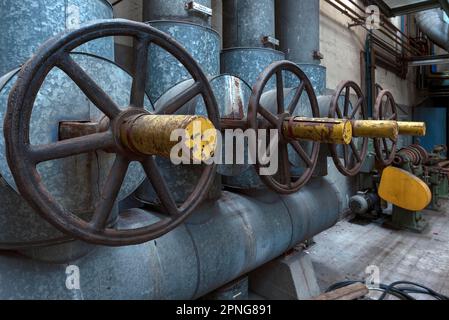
[143,0,212,27]
[276,0,321,65]
[222,0,275,48]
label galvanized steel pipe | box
[143,0,212,26]
[0,178,341,299]
[416,9,449,52]
[222,0,276,48]
[0,0,114,75]
[276,0,321,64]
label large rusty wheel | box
[373,89,398,166]
[248,60,320,194]
[4,20,220,246]
[329,81,368,176]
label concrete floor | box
[308,201,449,300]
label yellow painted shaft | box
[283,117,352,144]
[120,114,217,162]
[352,120,398,139]
[397,121,426,136]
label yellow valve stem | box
[120,114,217,162]
[352,120,398,139]
[397,121,426,136]
[283,117,352,144]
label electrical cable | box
[326,280,449,300]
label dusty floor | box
[309,201,449,299]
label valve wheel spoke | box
[373,89,398,166]
[258,105,279,127]
[276,70,285,114]
[248,60,320,194]
[29,131,115,164]
[350,140,362,162]
[279,142,292,186]
[335,103,344,119]
[288,82,305,114]
[343,144,350,166]
[328,80,368,176]
[130,37,151,108]
[4,20,219,246]
[156,81,202,115]
[290,140,313,167]
[57,54,122,119]
[90,155,129,229]
[343,87,351,116]
[141,157,180,216]
[349,97,364,119]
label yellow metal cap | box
[378,166,432,211]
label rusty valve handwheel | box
[248,60,320,194]
[373,89,398,166]
[4,19,220,246]
[329,81,368,176]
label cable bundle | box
[327,280,449,300]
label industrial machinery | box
[352,141,447,233]
[382,147,432,232]
[0,0,430,299]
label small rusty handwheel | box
[329,81,368,176]
[4,20,219,246]
[248,60,320,194]
[373,89,398,166]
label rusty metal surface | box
[373,89,398,166]
[219,48,285,188]
[146,20,220,102]
[4,20,220,246]
[0,0,113,76]
[328,80,369,177]
[394,145,428,167]
[247,60,321,194]
[0,53,154,248]
[209,75,252,176]
[223,63,326,189]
